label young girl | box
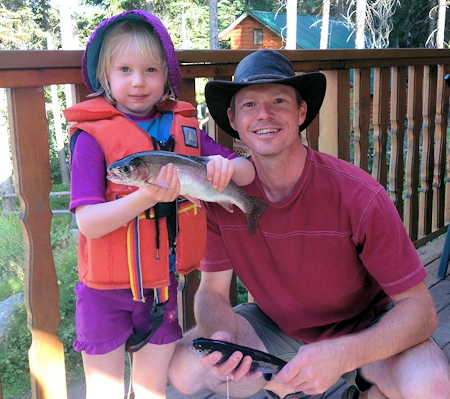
[64,10,255,399]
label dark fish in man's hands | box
[107,151,268,236]
[189,338,287,376]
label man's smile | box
[254,128,280,135]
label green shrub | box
[0,303,31,399]
[0,208,81,398]
[0,214,24,300]
[50,184,70,211]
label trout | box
[107,151,268,236]
[189,338,287,377]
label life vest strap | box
[126,199,199,302]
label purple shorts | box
[73,272,182,355]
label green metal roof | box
[248,11,356,49]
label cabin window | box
[253,29,263,46]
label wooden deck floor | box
[167,234,450,399]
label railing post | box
[352,68,371,172]
[7,86,67,399]
[434,65,450,228]
[389,66,407,217]
[404,66,423,241]
[318,70,350,161]
[371,67,390,188]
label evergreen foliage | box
[390,0,434,48]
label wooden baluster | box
[178,77,196,106]
[336,70,351,162]
[7,86,67,399]
[371,67,390,188]
[206,76,234,150]
[419,65,437,238]
[404,66,423,241]
[177,76,223,331]
[433,65,450,229]
[177,272,200,332]
[304,116,319,150]
[72,83,90,104]
[389,67,407,217]
[352,68,371,171]
[318,70,351,161]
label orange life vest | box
[65,97,206,297]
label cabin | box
[1,48,450,398]
[219,11,356,50]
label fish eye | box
[121,165,132,173]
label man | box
[168,50,450,399]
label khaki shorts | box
[234,302,393,392]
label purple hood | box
[82,10,181,98]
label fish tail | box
[245,197,269,236]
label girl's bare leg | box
[132,341,176,399]
[82,344,126,399]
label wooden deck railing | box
[1,48,450,399]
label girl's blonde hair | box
[93,20,172,104]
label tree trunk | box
[320,0,331,49]
[47,35,70,185]
[145,0,154,13]
[209,0,219,49]
[286,0,297,49]
[0,88,15,212]
[59,0,82,184]
[181,8,188,49]
[355,0,367,49]
[436,0,446,48]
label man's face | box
[227,84,307,157]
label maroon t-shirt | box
[200,147,426,343]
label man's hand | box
[200,331,264,382]
[273,339,347,395]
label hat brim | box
[205,72,326,139]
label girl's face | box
[107,40,166,116]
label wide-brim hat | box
[82,10,182,98]
[205,50,326,139]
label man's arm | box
[272,281,438,395]
[168,269,264,396]
[350,280,437,368]
[194,269,238,338]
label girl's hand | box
[139,163,180,203]
[206,155,235,192]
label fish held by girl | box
[107,150,268,236]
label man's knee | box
[362,338,450,399]
[168,328,207,396]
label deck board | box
[167,235,450,399]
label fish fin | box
[148,179,170,189]
[245,197,269,236]
[186,155,212,167]
[184,195,202,207]
[218,202,234,213]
